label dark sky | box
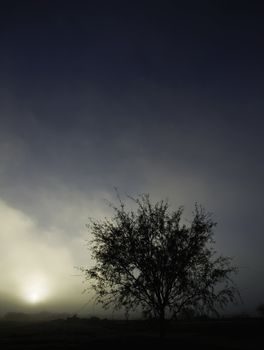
[0,1,264,315]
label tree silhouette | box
[81,194,239,336]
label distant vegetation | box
[80,194,239,336]
[257,303,264,317]
[2,312,70,322]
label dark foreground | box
[0,317,263,349]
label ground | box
[0,317,263,349]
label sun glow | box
[26,289,43,304]
[22,274,50,305]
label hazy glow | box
[22,275,50,304]
[0,199,90,312]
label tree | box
[81,194,239,336]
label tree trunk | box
[159,308,165,338]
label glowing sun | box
[22,274,50,304]
[26,289,43,304]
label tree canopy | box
[81,195,239,325]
